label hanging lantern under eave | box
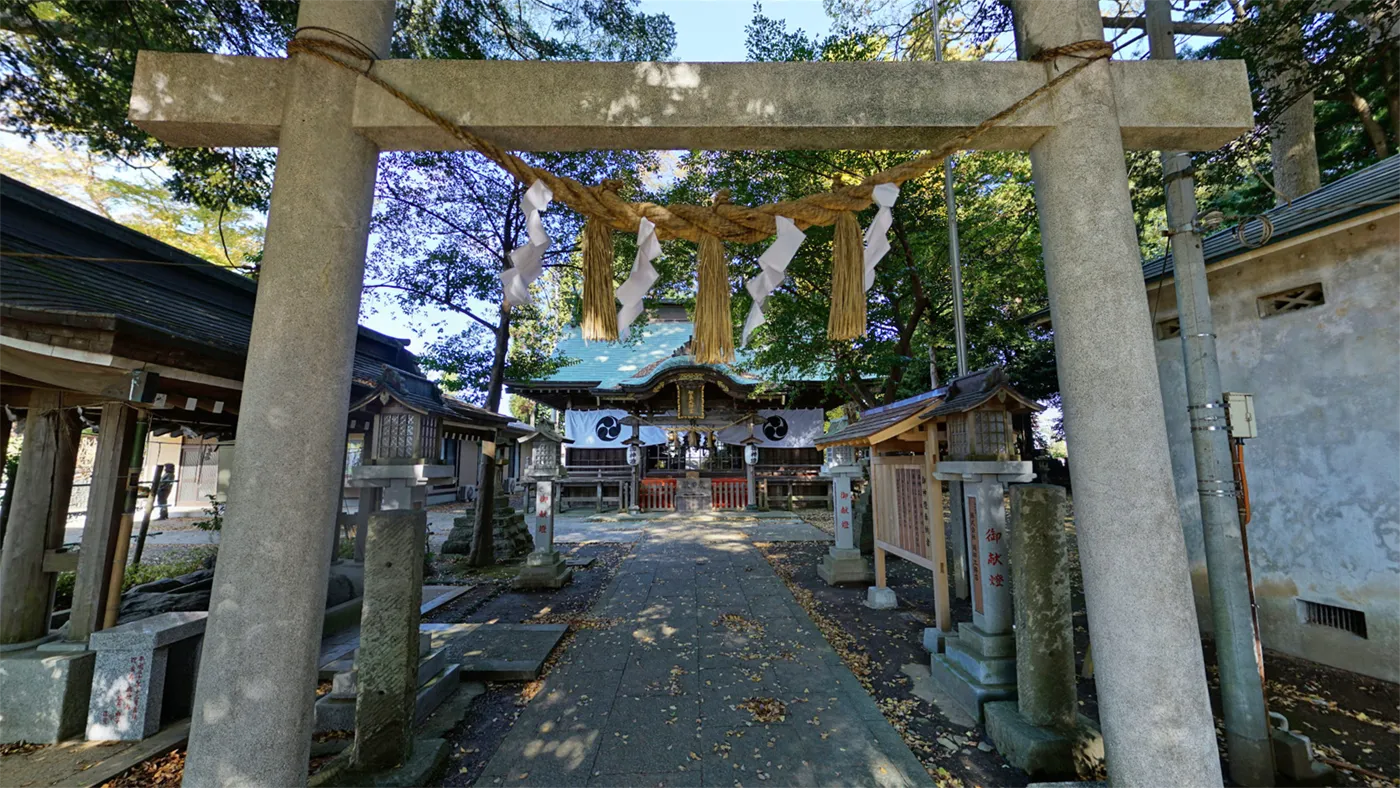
[626,444,640,467]
[745,443,759,466]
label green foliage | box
[0,139,264,268]
[0,0,294,210]
[192,494,223,531]
[1189,1,1396,166]
[1,0,675,211]
[672,10,1056,411]
[1130,1,1399,232]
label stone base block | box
[923,627,948,654]
[0,648,95,743]
[413,664,461,724]
[984,701,1104,781]
[1272,720,1337,786]
[309,737,450,788]
[930,648,1015,723]
[817,551,874,586]
[441,502,533,559]
[865,586,898,610]
[513,552,573,590]
[424,623,567,681]
[957,622,1016,659]
[315,662,462,733]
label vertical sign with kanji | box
[984,515,1004,597]
[534,480,554,553]
[968,495,982,615]
[836,480,854,550]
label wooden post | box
[69,404,141,641]
[870,465,888,589]
[101,409,150,629]
[0,390,81,644]
[924,433,951,634]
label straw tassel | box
[692,232,735,365]
[580,214,619,342]
[827,210,865,341]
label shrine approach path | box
[476,517,932,787]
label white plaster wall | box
[1152,211,1400,682]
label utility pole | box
[1145,2,1274,784]
[933,0,968,378]
[932,0,970,603]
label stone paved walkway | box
[476,521,932,787]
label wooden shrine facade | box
[506,304,840,511]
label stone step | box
[929,651,1016,724]
[417,646,448,687]
[945,636,1017,686]
[413,663,461,725]
[957,622,1016,659]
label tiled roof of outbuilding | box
[1143,155,1399,282]
[0,175,515,427]
[815,388,944,448]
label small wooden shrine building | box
[507,303,840,512]
[816,366,1043,634]
[816,389,949,624]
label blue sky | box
[639,0,832,61]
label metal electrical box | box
[1224,392,1257,439]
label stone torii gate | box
[127,2,1251,784]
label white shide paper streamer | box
[499,180,554,308]
[742,215,806,346]
[615,217,663,338]
[862,182,900,291]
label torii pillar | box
[178,3,394,786]
[1012,2,1222,784]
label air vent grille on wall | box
[1298,599,1367,638]
[1258,283,1325,318]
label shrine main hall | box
[507,302,839,513]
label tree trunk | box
[1381,55,1399,149]
[468,303,513,567]
[1346,88,1391,158]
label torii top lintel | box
[129,55,1251,153]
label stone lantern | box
[514,426,573,589]
[817,417,873,584]
[348,374,456,511]
[927,366,1042,721]
[522,426,568,481]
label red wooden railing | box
[711,478,747,510]
[641,478,676,510]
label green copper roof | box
[546,320,764,389]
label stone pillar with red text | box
[929,460,1034,722]
[514,479,572,589]
[817,448,873,585]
